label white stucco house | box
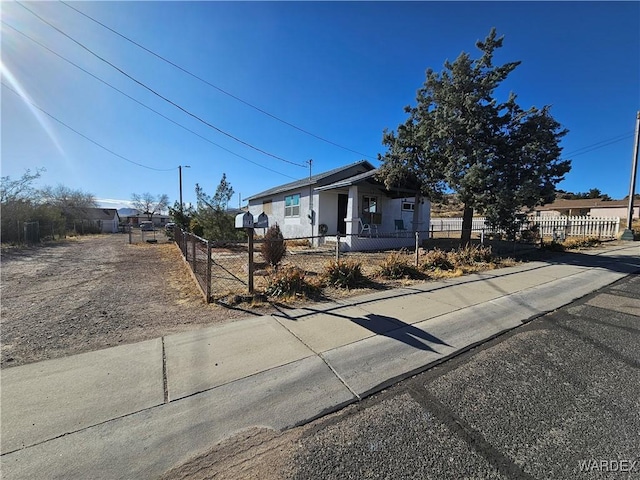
[245,160,431,252]
[82,208,121,233]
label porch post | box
[345,185,360,236]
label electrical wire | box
[3,21,298,180]
[59,0,377,161]
[563,132,634,158]
[18,2,307,168]
[3,82,175,172]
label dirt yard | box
[0,233,279,368]
[1,231,569,369]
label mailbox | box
[235,212,254,229]
[255,212,269,229]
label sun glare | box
[1,58,66,157]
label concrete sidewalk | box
[1,244,638,479]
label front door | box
[337,194,348,234]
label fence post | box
[206,241,212,303]
[431,224,434,239]
[481,228,485,245]
[415,231,420,267]
[191,234,196,272]
[247,229,254,294]
[335,234,340,262]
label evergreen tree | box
[378,28,570,244]
[194,174,240,240]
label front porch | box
[321,230,425,252]
[316,176,430,250]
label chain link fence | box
[1,220,105,244]
[171,227,547,303]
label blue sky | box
[2,1,639,210]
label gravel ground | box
[0,234,277,368]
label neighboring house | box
[81,208,121,233]
[533,197,640,219]
[245,160,431,251]
[124,213,172,227]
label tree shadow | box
[536,245,640,274]
[350,313,451,352]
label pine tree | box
[378,28,570,244]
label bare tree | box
[39,185,97,221]
[131,192,169,221]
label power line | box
[59,0,377,161]
[18,1,307,168]
[564,131,634,157]
[3,82,175,172]
[3,21,298,181]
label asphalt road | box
[169,272,639,480]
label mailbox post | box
[236,212,255,293]
[235,212,269,295]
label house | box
[123,213,172,228]
[533,196,640,219]
[245,160,431,251]
[81,208,121,233]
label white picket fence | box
[430,216,621,240]
[528,216,620,240]
[430,217,489,233]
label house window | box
[362,195,378,224]
[263,200,272,214]
[285,194,300,217]
[402,201,415,212]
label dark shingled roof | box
[314,169,379,190]
[245,160,376,201]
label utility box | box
[235,212,254,229]
[255,212,269,229]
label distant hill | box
[117,208,138,216]
[431,194,464,217]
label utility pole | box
[179,165,190,227]
[621,111,639,240]
[307,159,314,236]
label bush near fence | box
[171,227,545,303]
[172,216,623,303]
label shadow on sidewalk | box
[270,244,639,327]
[351,314,451,352]
[548,251,640,273]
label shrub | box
[377,250,423,279]
[287,239,312,248]
[520,224,540,243]
[449,244,493,266]
[541,237,601,252]
[261,224,286,267]
[323,259,365,289]
[189,218,204,237]
[264,265,314,299]
[421,248,454,271]
[561,237,601,250]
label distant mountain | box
[118,208,139,216]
